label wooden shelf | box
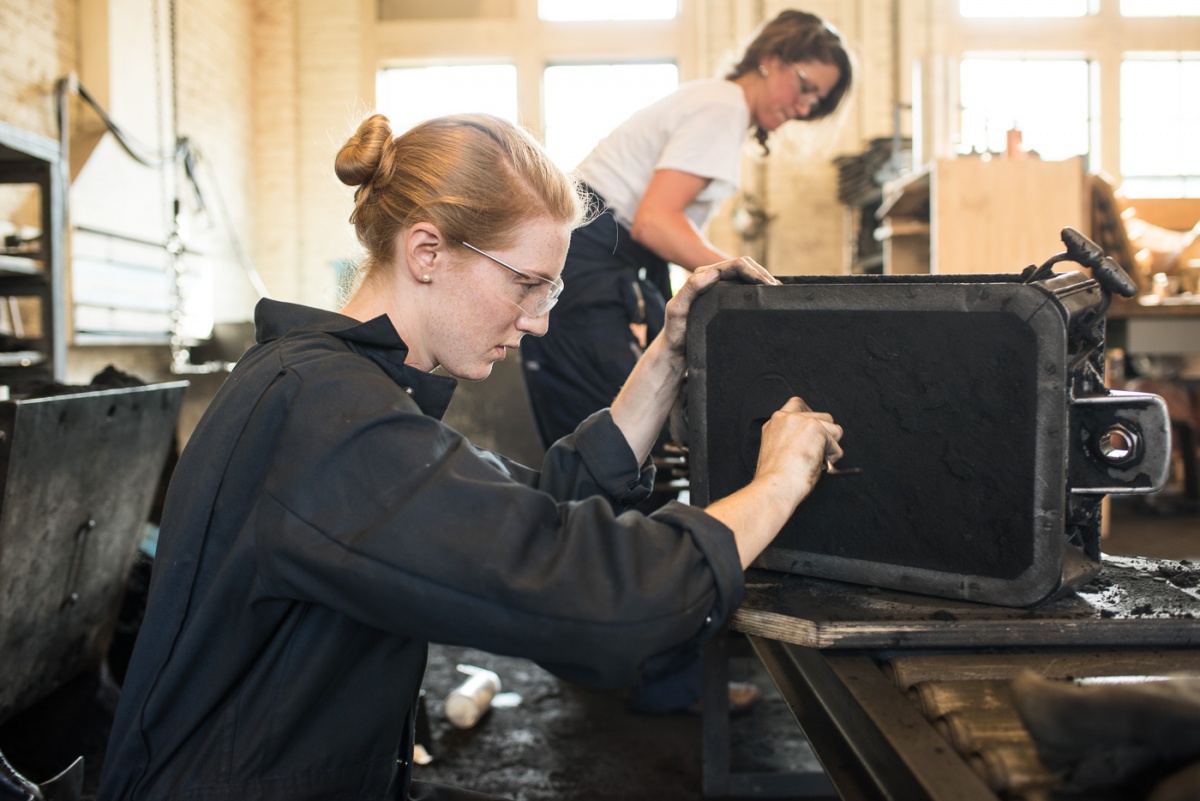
[878,157,1088,276]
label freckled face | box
[751,57,842,132]
[426,217,570,382]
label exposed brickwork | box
[250,0,300,301]
[0,0,74,139]
[0,0,74,255]
[293,0,363,309]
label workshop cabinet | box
[877,156,1088,275]
[0,119,66,386]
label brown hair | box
[725,9,854,150]
[335,113,586,281]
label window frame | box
[939,0,1200,193]
[956,55,1095,163]
[537,0,681,22]
[358,0,698,142]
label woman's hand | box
[705,396,844,568]
[611,256,774,467]
[755,397,844,506]
[659,257,777,355]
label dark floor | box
[0,498,1195,801]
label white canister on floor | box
[444,664,502,729]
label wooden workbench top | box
[1108,295,1200,319]
[732,554,1200,650]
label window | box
[369,0,684,208]
[950,1,1200,198]
[375,65,519,135]
[958,59,1092,162]
[542,63,678,170]
[1120,57,1200,196]
[1121,0,1200,15]
[538,0,678,21]
[959,0,1091,17]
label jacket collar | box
[253,298,457,419]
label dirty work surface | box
[733,555,1200,650]
[0,639,823,801]
[412,642,823,800]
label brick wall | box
[250,0,299,301]
[0,0,75,140]
[0,0,260,420]
[292,0,363,309]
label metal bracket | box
[1070,390,1172,495]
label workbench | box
[702,554,1200,800]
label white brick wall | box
[292,0,363,309]
[0,0,74,139]
[251,0,300,301]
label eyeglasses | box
[793,67,823,112]
[459,241,565,318]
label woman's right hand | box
[755,397,844,508]
[702,395,843,568]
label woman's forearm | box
[608,335,684,464]
[630,211,731,271]
[609,258,774,468]
[705,401,840,569]
[704,475,806,569]
[630,169,733,271]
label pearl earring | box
[759,64,768,77]
[420,274,431,283]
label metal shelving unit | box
[0,119,66,385]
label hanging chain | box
[152,0,184,372]
[164,0,189,373]
[161,0,224,374]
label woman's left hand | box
[660,257,777,355]
[611,257,774,463]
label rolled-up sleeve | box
[534,409,655,507]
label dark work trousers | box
[520,193,670,453]
[521,192,703,714]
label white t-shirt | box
[575,79,750,231]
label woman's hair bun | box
[335,113,394,188]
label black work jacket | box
[97,299,744,801]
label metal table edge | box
[747,635,1002,801]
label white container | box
[444,664,501,729]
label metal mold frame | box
[685,275,1167,607]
